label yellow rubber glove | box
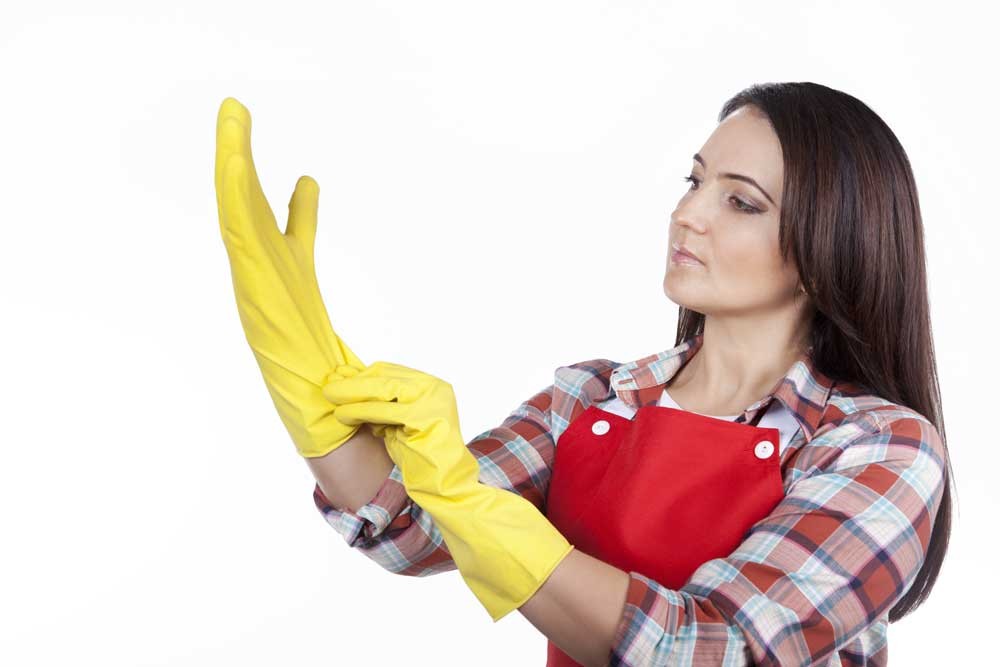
[321,361,575,622]
[214,96,371,458]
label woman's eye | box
[730,196,760,214]
[681,175,760,215]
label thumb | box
[286,175,319,255]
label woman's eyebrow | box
[693,153,776,206]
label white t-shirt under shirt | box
[593,386,800,456]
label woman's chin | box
[663,280,703,310]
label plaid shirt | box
[313,333,946,666]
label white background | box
[1,1,994,664]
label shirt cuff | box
[609,571,673,665]
[312,463,414,548]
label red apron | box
[543,403,786,667]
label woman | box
[214,82,953,666]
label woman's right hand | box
[214,96,368,458]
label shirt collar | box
[608,333,834,443]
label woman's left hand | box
[321,361,477,495]
[320,360,575,623]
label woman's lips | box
[670,249,704,266]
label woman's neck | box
[668,325,811,416]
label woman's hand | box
[322,360,468,487]
[214,96,368,458]
[321,361,575,622]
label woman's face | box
[664,106,804,318]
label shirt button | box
[591,420,610,435]
[754,440,775,459]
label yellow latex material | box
[322,361,575,622]
[214,97,369,458]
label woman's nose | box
[670,209,706,234]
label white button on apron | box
[754,440,775,459]
[591,420,610,435]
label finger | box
[365,360,430,381]
[219,154,268,258]
[214,98,254,217]
[326,359,433,397]
[332,400,409,428]
[215,98,248,197]
[283,175,326,338]
[332,363,363,379]
[322,374,418,405]
[321,364,364,389]
[213,99,280,240]
[286,175,319,256]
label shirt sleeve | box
[607,415,948,666]
[312,381,559,576]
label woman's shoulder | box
[820,380,936,436]
[799,382,945,476]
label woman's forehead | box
[698,110,783,195]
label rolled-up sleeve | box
[312,382,560,577]
[312,464,410,547]
[608,415,947,666]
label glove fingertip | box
[334,364,362,378]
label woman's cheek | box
[725,240,778,292]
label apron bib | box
[543,404,785,667]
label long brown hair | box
[675,82,954,623]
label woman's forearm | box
[304,424,394,513]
